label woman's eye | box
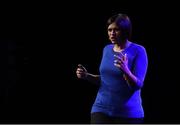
[108,28,120,32]
[108,29,112,32]
[114,28,120,31]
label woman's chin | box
[111,41,117,44]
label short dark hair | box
[107,13,132,40]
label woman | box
[76,13,148,124]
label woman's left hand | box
[114,53,130,74]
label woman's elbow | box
[132,79,144,91]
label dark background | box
[0,1,180,124]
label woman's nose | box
[111,30,116,35]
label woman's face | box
[107,22,121,44]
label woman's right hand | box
[76,64,88,79]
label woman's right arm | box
[76,64,100,86]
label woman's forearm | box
[85,73,101,86]
[123,70,142,90]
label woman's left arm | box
[114,47,148,90]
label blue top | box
[91,42,148,118]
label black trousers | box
[91,112,144,124]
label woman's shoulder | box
[104,44,113,48]
[103,44,113,51]
[130,42,146,53]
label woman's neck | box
[113,40,131,52]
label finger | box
[114,55,121,60]
[123,53,127,61]
[119,52,124,57]
[78,64,84,69]
[78,64,87,71]
[77,68,84,72]
[76,70,84,74]
[114,55,124,62]
[114,59,122,65]
[123,74,128,80]
[114,59,122,64]
[78,64,84,68]
[114,63,121,68]
[114,55,123,63]
[78,64,82,67]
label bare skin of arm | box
[114,54,141,90]
[76,64,100,86]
